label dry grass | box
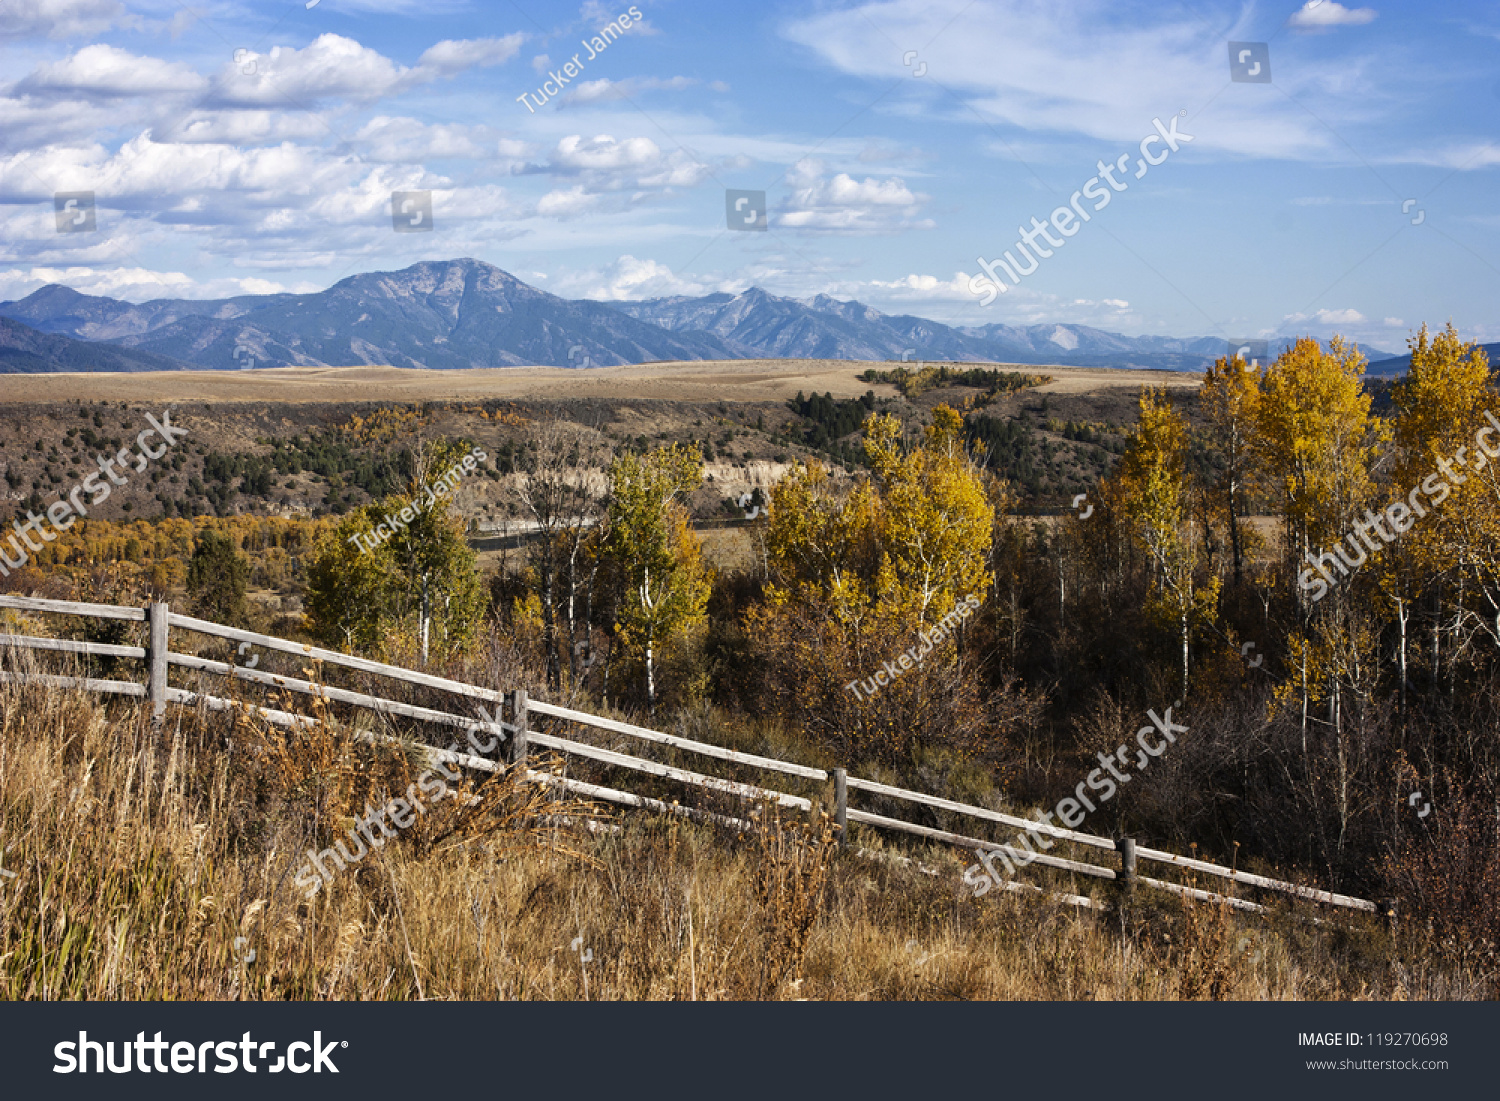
[0,676,1482,1000]
[0,361,1201,406]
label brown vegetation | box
[1,677,1481,1001]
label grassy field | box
[0,669,1471,1002]
[0,361,1203,405]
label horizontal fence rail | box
[0,670,147,698]
[846,807,1117,881]
[0,595,146,621]
[529,699,828,782]
[1132,844,1377,913]
[0,593,1377,918]
[166,611,507,709]
[0,633,146,660]
[167,653,511,739]
[846,775,1117,852]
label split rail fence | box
[0,594,1377,919]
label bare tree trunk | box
[1058,566,1066,631]
[1181,610,1189,701]
[519,418,609,693]
[1397,596,1408,724]
[1227,470,1243,588]
[645,632,656,718]
[1431,582,1442,686]
[541,551,559,690]
[420,572,430,665]
[1333,681,1347,853]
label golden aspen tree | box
[1391,324,1500,667]
[1254,336,1385,610]
[748,405,997,765]
[1112,387,1219,699]
[1201,352,1262,587]
[602,443,711,714]
[862,405,993,632]
[762,458,879,629]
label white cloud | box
[1384,316,1404,326]
[551,133,662,170]
[354,116,493,161]
[0,265,321,302]
[782,0,1377,162]
[635,151,713,188]
[1394,143,1500,171]
[564,254,713,300]
[160,111,330,146]
[1319,308,1367,325]
[13,44,205,99]
[535,134,714,194]
[1287,1,1377,29]
[862,272,975,300]
[167,8,198,40]
[1283,307,1367,325]
[0,132,353,205]
[536,184,602,217]
[562,76,697,105]
[0,94,131,153]
[298,0,471,11]
[796,273,1142,330]
[580,0,656,36]
[0,131,519,261]
[205,35,411,109]
[777,157,929,233]
[0,0,132,40]
[204,33,521,110]
[415,35,525,77]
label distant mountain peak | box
[0,258,1398,375]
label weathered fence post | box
[1379,897,1399,932]
[833,768,848,848]
[510,688,529,767]
[147,601,169,728]
[1116,836,1136,907]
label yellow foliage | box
[1255,335,1385,557]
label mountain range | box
[0,258,1398,374]
[1366,344,1500,374]
[0,314,198,373]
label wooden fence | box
[0,594,1377,918]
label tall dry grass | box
[0,673,1483,1000]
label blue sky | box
[2,0,1498,352]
